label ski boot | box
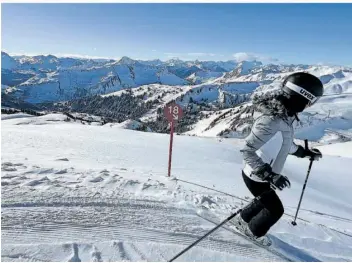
[243,227,272,246]
[230,214,272,246]
[229,213,248,233]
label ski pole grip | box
[304,139,309,150]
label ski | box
[196,208,293,262]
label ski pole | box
[168,190,273,262]
[291,139,314,226]
[168,208,241,262]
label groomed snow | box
[2,115,352,261]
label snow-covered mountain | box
[164,58,237,72]
[137,59,164,66]
[1,51,19,70]
[58,63,351,142]
[186,71,224,84]
[165,59,236,80]
[9,54,107,72]
[180,63,352,140]
[223,60,263,78]
[2,51,352,142]
[18,55,62,71]
[2,54,189,103]
[1,52,238,103]
[1,69,36,87]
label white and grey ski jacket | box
[241,113,299,182]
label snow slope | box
[294,93,352,141]
[186,71,224,84]
[109,119,153,132]
[2,115,352,261]
[1,112,35,120]
[317,141,352,158]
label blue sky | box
[2,3,352,66]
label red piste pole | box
[168,120,174,177]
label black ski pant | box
[240,171,284,237]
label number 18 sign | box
[164,103,183,122]
[163,103,183,177]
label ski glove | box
[252,163,291,190]
[294,146,322,161]
[269,174,291,191]
[308,148,322,160]
[252,163,273,180]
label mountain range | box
[2,51,352,142]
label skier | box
[232,72,324,245]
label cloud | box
[152,49,157,52]
[233,52,279,63]
[232,52,259,62]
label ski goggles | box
[285,81,321,107]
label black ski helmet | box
[281,72,324,113]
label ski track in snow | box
[2,162,351,262]
[2,119,352,262]
[1,163,284,262]
[2,200,284,261]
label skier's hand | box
[270,174,291,191]
[252,163,273,180]
[294,145,322,161]
[306,148,322,161]
[252,164,291,190]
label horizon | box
[3,50,351,67]
[2,4,352,67]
